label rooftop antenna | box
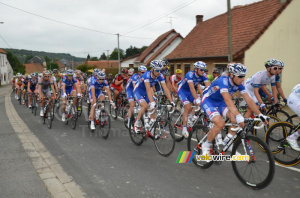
[166,16,176,29]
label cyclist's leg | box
[178,90,193,137]
[244,88,258,118]
[286,93,300,151]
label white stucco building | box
[0,49,13,85]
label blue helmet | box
[265,59,280,67]
[278,60,284,67]
[150,60,163,70]
[194,61,207,69]
[161,59,169,66]
[93,68,99,75]
[66,69,74,75]
[138,65,147,72]
[97,71,106,79]
[228,63,247,76]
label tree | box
[47,62,59,70]
[77,64,96,73]
[90,57,99,61]
[87,54,90,60]
[7,51,26,74]
[109,48,124,60]
[124,45,148,58]
[44,56,51,64]
[99,52,107,60]
[25,55,34,63]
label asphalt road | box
[11,93,300,198]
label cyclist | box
[89,71,114,130]
[177,61,211,138]
[111,68,127,101]
[61,69,81,122]
[161,59,171,90]
[170,69,182,94]
[15,73,23,100]
[28,73,39,108]
[133,60,175,136]
[286,84,300,151]
[201,63,268,156]
[53,69,62,93]
[244,59,279,118]
[38,70,56,116]
[212,68,220,80]
[21,76,29,105]
[125,65,147,128]
[11,75,16,90]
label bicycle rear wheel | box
[232,135,275,190]
[187,126,213,169]
[265,122,300,166]
[46,107,52,129]
[70,106,77,129]
[128,116,144,146]
[110,105,118,120]
[123,105,129,129]
[153,119,175,157]
[99,108,111,139]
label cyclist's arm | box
[276,82,286,100]
[145,82,154,103]
[204,81,211,87]
[62,84,66,95]
[271,85,278,104]
[76,81,81,94]
[28,82,32,92]
[221,92,240,117]
[51,84,56,98]
[91,87,96,102]
[254,87,264,105]
[188,82,198,100]
[38,84,44,98]
[197,84,203,96]
[161,83,173,103]
[115,78,123,86]
[242,92,261,115]
[261,86,272,98]
[105,87,113,101]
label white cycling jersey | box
[245,70,276,91]
[288,84,300,117]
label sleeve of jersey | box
[159,74,165,83]
[90,79,95,88]
[104,80,109,88]
[203,74,209,82]
[239,83,246,94]
[219,78,229,93]
[252,74,261,88]
[62,77,66,85]
[271,76,276,86]
[187,72,193,83]
[275,75,280,83]
[144,72,150,83]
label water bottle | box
[95,109,100,120]
[66,104,70,113]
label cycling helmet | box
[265,59,280,67]
[138,65,147,72]
[17,73,22,77]
[213,68,220,73]
[93,68,99,75]
[97,71,106,79]
[227,62,235,69]
[25,76,29,80]
[38,73,43,78]
[53,69,58,73]
[228,63,247,76]
[176,69,182,74]
[66,69,74,76]
[121,68,128,74]
[193,61,207,69]
[43,70,51,76]
[75,70,81,74]
[128,68,134,75]
[278,60,284,67]
[150,60,163,70]
[161,59,169,66]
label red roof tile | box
[166,0,291,60]
[121,54,141,62]
[0,49,7,54]
[136,29,179,63]
[87,60,119,69]
[24,63,44,74]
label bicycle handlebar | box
[226,118,264,131]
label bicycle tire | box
[252,114,280,142]
[153,119,175,157]
[231,135,275,190]
[265,121,300,166]
[46,107,52,129]
[77,99,83,117]
[71,106,77,129]
[187,126,214,169]
[273,109,291,122]
[99,108,111,139]
[18,91,22,105]
[128,116,144,146]
[123,105,129,129]
[170,109,184,142]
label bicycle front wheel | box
[153,119,175,157]
[70,106,77,129]
[46,108,52,129]
[99,108,111,139]
[169,109,184,142]
[128,116,144,146]
[232,135,275,190]
[265,122,300,166]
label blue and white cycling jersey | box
[89,78,109,100]
[245,70,276,90]
[62,76,77,94]
[126,73,140,91]
[177,71,208,92]
[134,71,165,93]
[201,76,246,120]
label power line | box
[120,0,199,36]
[0,1,116,35]
[0,34,11,48]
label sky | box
[0,0,261,59]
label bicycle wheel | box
[253,115,280,141]
[25,94,28,107]
[123,104,129,129]
[46,107,52,129]
[187,125,213,169]
[265,122,300,166]
[110,105,118,120]
[51,103,55,121]
[99,108,111,139]
[18,91,22,105]
[128,116,144,146]
[153,119,175,157]
[170,109,184,142]
[286,114,299,126]
[77,99,83,117]
[70,106,77,129]
[273,110,291,122]
[231,135,275,190]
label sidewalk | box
[0,92,49,197]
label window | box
[177,64,181,69]
[170,64,174,76]
[214,63,227,73]
[184,64,190,75]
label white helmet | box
[194,61,207,69]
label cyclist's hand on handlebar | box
[236,114,245,128]
[194,98,201,106]
[258,113,269,125]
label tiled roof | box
[55,61,65,69]
[87,60,119,69]
[121,54,141,62]
[135,29,180,63]
[24,63,44,74]
[0,49,7,54]
[166,0,291,60]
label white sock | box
[127,118,130,126]
[203,140,211,148]
[91,120,94,125]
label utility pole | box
[166,16,175,29]
[227,0,233,62]
[106,50,109,67]
[117,33,120,73]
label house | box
[0,49,13,85]
[55,61,65,72]
[24,63,44,74]
[121,29,183,68]
[166,0,298,96]
[86,60,119,69]
[28,56,46,68]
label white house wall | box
[121,57,138,68]
[144,32,177,63]
[155,37,183,60]
[244,0,300,97]
[0,53,13,85]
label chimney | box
[196,15,203,25]
[280,0,287,4]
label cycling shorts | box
[66,87,75,95]
[42,89,51,98]
[89,90,104,102]
[178,90,194,106]
[126,88,134,102]
[201,98,228,120]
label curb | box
[4,92,86,198]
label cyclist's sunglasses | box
[237,75,245,78]
[98,78,105,80]
[272,67,279,70]
[154,69,161,73]
[44,75,50,78]
[198,69,205,71]
[140,72,145,74]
